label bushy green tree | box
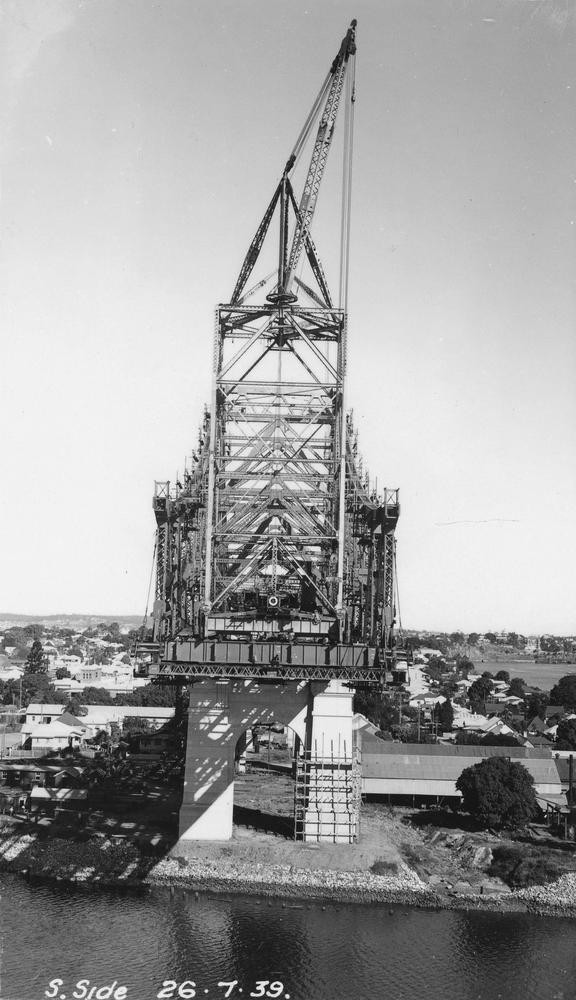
[525,692,549,720]
[435,698,454,731]
[550,675,576,711]
[456,756,537,830]
[449,631,465,645]
[508,677,526,698]
[480,733,522,748]
[468,675,493,710]
[81,686,114,705]
[555,718,576,750]
[123,716,153,735]
[455,731,484,746]
[119,683,178,707]
[456,656,474,677]
[65,696,87,717]
[424,656,445,682]
[495,670,510,683]
[26,639,47,674]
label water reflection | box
[3,876,576,1000]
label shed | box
[360,736,563,804]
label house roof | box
[528,716,547,733]
[58,711,88,728]
[361,735,561,787]
[26,704,65,716]
[81,706,174,720]
[30,788,88,800]
[26,721,85,739]
[545,706,566,718]
[526,735,553,748]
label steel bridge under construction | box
[144,21,407,845]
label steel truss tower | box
[149,20,404,687]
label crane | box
[147,20,405,687]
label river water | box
[2,876,576,1000]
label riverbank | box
[2,817,576,919]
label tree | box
[449,631,465,646]
[6,671,65,706]
[508,677,526,698]
[555,719,576,751]
[441,678,458,698]
[484,632,497,644]
[495,670,510,683]
[455,656,474,677]
[435,698,454,732]
[55,667,71,679]
[456,756,537,830]
[119,683,178,707]
[468,675,493,710]
[65,696,87,717]
[480,733,522,748]
[525,692,549,721]
[80,686,114,705]
[109,721,121,743]
[550,675,576,712]
[26,640,47,674]
[424,656,445,682]
[455,731,484,746]
[467,633,480,646]
[122,716,153,736]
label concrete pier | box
[176,678,358,845]
[178,679,309,842]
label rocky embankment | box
[1,823,576,917]
[515,873,576,915]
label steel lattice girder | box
[157,663,391,683]
[202,303,347,622]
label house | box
[81,705,175,732]
[136,730,177,753]
[25,704,66,726]
[30,787,88,813]
[360,735,562,805]
[20,712,91,751]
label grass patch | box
[370,860,399,876]
[489,844,573,888]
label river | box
[474,661,576,689]
[2,875,576,1000]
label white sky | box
[1,0,575,635]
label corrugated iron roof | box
[360,736,561,786]
[360,734,553,759]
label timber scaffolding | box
[294,745,362,843]
[140,22,409,844]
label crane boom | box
[282,20,356,298]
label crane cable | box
[393,543,404,642]
[142,534,157,636]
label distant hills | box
[0,612,143,630]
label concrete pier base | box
[175,678,359,846]
[177,679,309,843]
